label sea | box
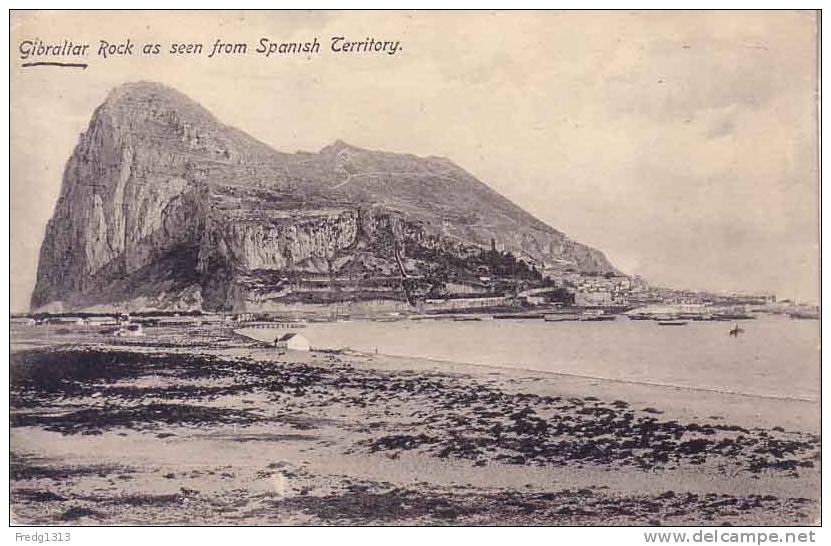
[299,315,819,402]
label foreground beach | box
[10,326,820,525]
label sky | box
[10,10,820,311]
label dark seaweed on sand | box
[10,348,821,474]
[268,480,813,525]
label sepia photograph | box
[7,9,822,529]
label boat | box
[493,313,545,320]
[113,323,144,336]
[654,313,687,326]
[788,311,820,320]
[544,313,580,322]
[729,324,745,337]
[712,306,755,320]
[453,316,482,322]
[580,309,617,322]
[713,313,754,320]
[657,320,688,326]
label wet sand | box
[9,325,821,525]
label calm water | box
[300,315,820,401]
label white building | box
[575,290,614,307]
[274,333,310,351]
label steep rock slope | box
[31,82,617,312]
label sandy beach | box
[10,325,821,525]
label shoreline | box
[231,326,819,433]
[344,348,818,403]
[9,330,821,525]
[333,350,820,435]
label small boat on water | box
[654,313,687,326]
[544,313,580,322]
[580,309,617,322]
[453,316,482,322]
[729,324,745,337]
[713,313,754,320]
[493,313,545,320]
[788,311,820,320]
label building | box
[574,290,614,307]
[274,333,310,351]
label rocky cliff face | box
[31,82,618,313]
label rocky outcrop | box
[200,209,361,273]
[31,82,618,312]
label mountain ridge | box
[31,81,618,313]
